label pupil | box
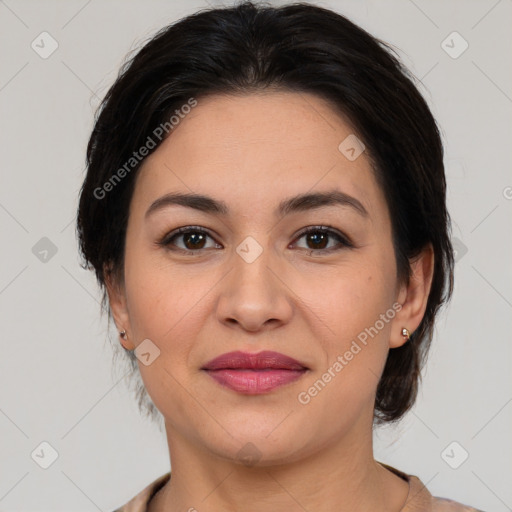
[185,233,205,249]
[309,232,327,249]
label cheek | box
[306,259,394,341]
[122,251,210,422]
[302,262,395,397]
[122,246,196,378]
[124,242,199,337]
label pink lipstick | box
[201,350,308,394]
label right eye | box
[158,226,222,253]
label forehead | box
[133,91,386,221]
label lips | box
[201,350,308,394]
[202,350,307,371]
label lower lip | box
[203,369,307,394]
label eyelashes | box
[291,226,353,253]
[157,225,354,255]
[158,226,221,253]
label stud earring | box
[401,327,411,341]
[119,330,131,351]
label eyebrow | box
[145,189,368,220]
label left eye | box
[292,226,352,253]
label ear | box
[390,243,435,349]
[104,264,135,351]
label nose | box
[215,238,293,333]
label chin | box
[197,424,315,468]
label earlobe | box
[119,329,133,351]
[389,324,412,349]
[104,265,135,351]
[390,244,434,349]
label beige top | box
[112,463,483,512]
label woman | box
[76,1,482,511]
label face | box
[108,91,429,466]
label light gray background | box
[1,0,511,511]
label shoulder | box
[112,472,171,512]
[407,473,485,512]
[379,462,484,512]
[431,496,486,512]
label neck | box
[149,414,409,512]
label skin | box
[106,91,434,512]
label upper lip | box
[201,350,308,371]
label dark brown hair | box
[77,0,454,425]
